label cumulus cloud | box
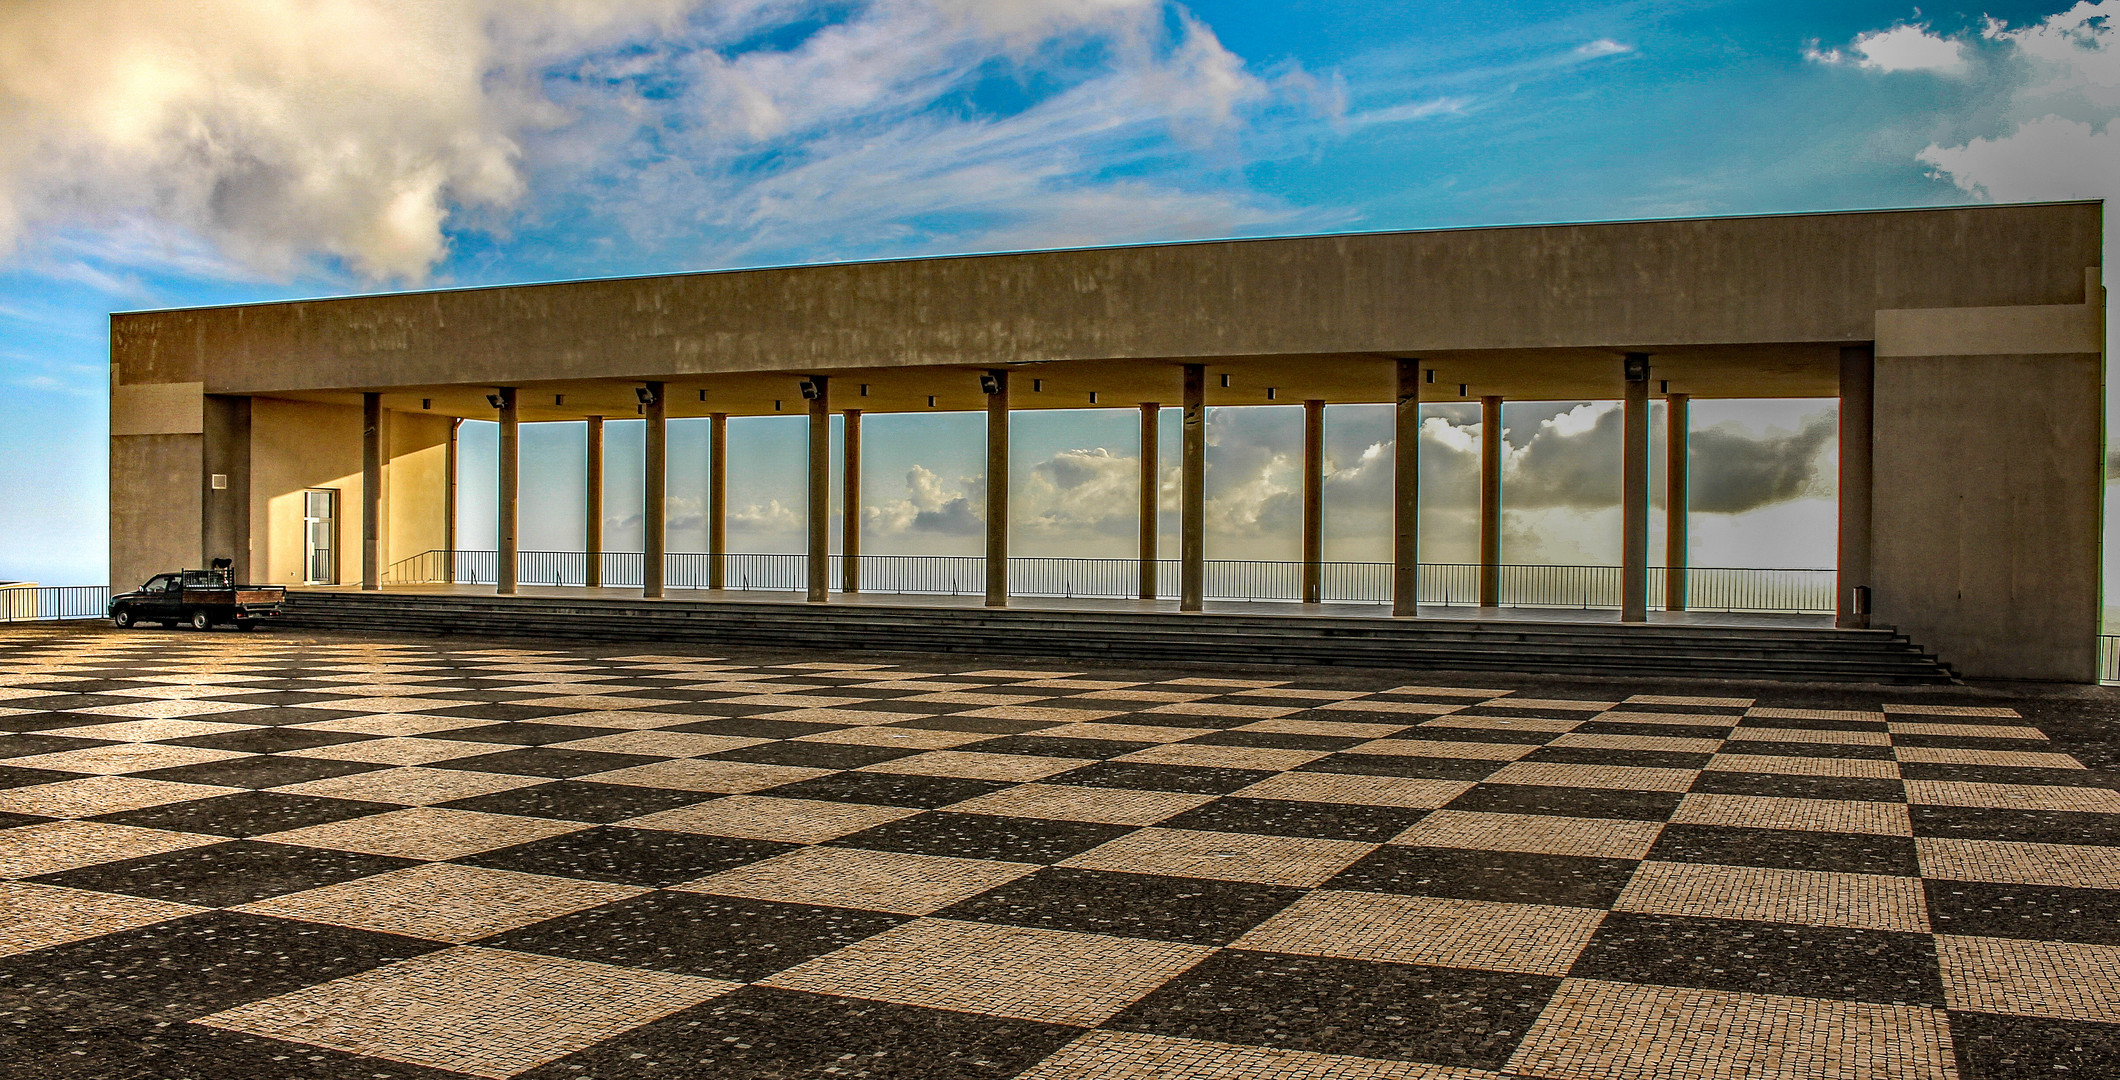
[866,465,985,538]
[1916,3,2120,203]
[1806,23,1968,74]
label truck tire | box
[189,609,213,631]
[112,608,134,629]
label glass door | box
[303,489,338,585]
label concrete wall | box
[249,398,450,586]
[388,413,452,573]
[110,434,202,593]
[1872,351,2104,681]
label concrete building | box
[109,203,2104,680]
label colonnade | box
[357,350,1876,623]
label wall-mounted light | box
[486,393,505,410]
[1220,374,1231,388]
[1088,391,1099,404]
[774,400,783,411]
[859,384,870,397]
[1032,379,1043,392]
[927,395,937,408]
[978,372,1002,395]
[698,389,707,401]
[1459,384,1468,397]
[635,385,658,406]
[1266,387,1277,401]
[798,379,823,400]
[1424,369,1435,384]
[1624,352,1651,382]
[555,394,565,406]
[421,398,432,410]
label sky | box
[0,0,2112,590]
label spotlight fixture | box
[421,398,432,410]
[1624,352,1651,382]
[634,385,658,406]
[774,400,783,411]
[699,389,707,401]
[1266,387,1277,401]
[860,384,870,397]
[486,393,505,410]
[1220,374,1231,388]
[1032,379,1043,392]
[1424,369,1435,384]
[1459,384,1469,397]
[1659,380,1669,394]
[555,394,565,406]
[927,395,937,408]
[978,372,1002,395]
[1088,391,1099,404]
[798,379,823,400]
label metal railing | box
[2102,636,2120,684]
[0,585,112,622]
[384,549,1837,613]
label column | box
[843,409,862,594]
[643,384,666,599]
[497,388,519,595]
[1837,345,1874,629]
[1302,399,1324,604]
[584,416,604,588]
[709,412,728,590]
[1621,354,1650,623]
[1479,395,1502,607]
[1393,361,1420,616]
[1138,403,1159,600]
[1665,393,1690,611]
[444,418,460,584]
[360,393,381,590]
[1180,364,1206,612]
[984,369,1010,608]
[807,378,830,603]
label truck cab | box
[109,563,286,631]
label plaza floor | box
[1,623,2116,1079]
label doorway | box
[303,489,338,585]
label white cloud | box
[1805,22,1968,74]
[1575,39,1633,59]
[1917,3,2120,204]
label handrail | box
[0,585,112,622]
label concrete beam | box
[709,413,727,590]
[985,370,1009,609]
[1666,392,1689,612]
[844,409,861,594]
[584,416,603,589]
[1181,364,1206,612]
[1393,360,1420,617]
[361,392,381,590]
[807,378,830,603]
[1303,399,1324,604]
[1479,395,1502,607]
[497,388,518,595]
[643,384,666,599]
[1139,403,1158,600]
[1837,347,1873,629]
[1621,354,1650,623]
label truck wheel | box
[188,609,213,631]
[112,608,134,629]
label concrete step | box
[276,592,1956,684]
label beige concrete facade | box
[108,202,2106,680]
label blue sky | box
[0,0,2111,587]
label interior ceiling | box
[268,344,1844,422]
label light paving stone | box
[547,729,769,757]
[794,725,996,750]
[1891,747,2084,769]
[270,765,548,806]
[1392,810,1664,860]
[3,742,251,776]
[950,784,1214,827]
[625,795,918,843]
[1881,704,2022,718]
[0,775,241,818]
[1672,794,1913,836]
[1485,761,1699,793]
[1236,890,1605,976]
[1548,732,1724,754]
[1418,716,1581,733]
[760,918,1210,1026]
[1060,827,1376,887]
[259,807,585,860]
[1703,755,1902,779]
[288,713,502,736]
[1886,722,2045,740]
[580,758,835,793]
[0,819,221,877]
[1914,837,2120,890]
[281,736,509,765]
[1380,685,1513,698]
[1235,772,1475,809]
[236,862,646,943]
[1022,721,1213,743]
[1117,743,1331,771]
[1235,718,1415,739]
[1937,935,2120,1023]
[1344,738,1539,760]
[1746,707,1883,722]
[1629,695,1753,708]
[1142,702,1302,720]
[1320,699,1467,716]
[1727,727,1891,746]
[0,881,206,957]
[40,717,261,741]
[1505,978,1956,1080]
[1614,861,1930,933]
[677,846,1039,915]
[196,946,734,1079]
[1903,780,2120,813]
[858,750,1088,782]
[1017,1030,1494,1080]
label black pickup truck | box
[110,565,286,630]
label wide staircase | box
[279,591,1956,684]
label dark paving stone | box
[1390,725,1559,746]
[1046,760,1276,795]
[0,733,115,757]
[865,711,1053,733]
[438,747,668,778]
[1926,880,2120,945]
[488,890,909,981]
[32,841,418,906]
[1329,845,1639,908]
[835,811,1135,864]
[172,706,367,725]
[759,771,1011,808]
[192,690,362,707]
[416,721,626,745]
[1102,709,1260,729]
[0,1015,470,1080]
[1573,721,1733,740]
[134,754,388,789]
[1898,763,2109,787]
[407,702,587,722]
[0,810,51,828]
[1949,1010,2120,1079]
[1158,796,1429,842]
[1647,824,1920,876]
[957,735,1154,760]
[0,714,108,733]
[1713,741,1896,760]
[1522,746,1714,769]
[1183,729,1366,751]
[457,826,796,888]
[1911,806,2120,846]
[438,780,717,822]
[1445,782,1681,821]
[408,689,552,703]
[1689,771,1907,802]
[650,700,808,717]
[707,740,922,770]
[0,911,439,1023]
[1570,912,1943,1005]
[518,985,1077,1080]
[1109,949,1556,1070]
[669,716,849,739]
[2,694,133,711]
[92,791,400,837]
[158,727,377,753]
[938,867,1301,945]
[1297,753,1507,781]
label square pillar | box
[584,416,604,589]
[807,378,830,602]
[1302,399,1324,604]
[1180,364,1206,612]
[1139,403,1159,600]
[496,388,519,595]
[1479,395,1503,607]
[1621,354,1651,623]
[843,409,862,594]
[1392,360,1420,617]
[1837,346,1873,629]
[984,369,1010,608]
[709,413,728,590]
[643,384,666,599]
[1665,392,1690,611]
[443,418,460,585]
[361,392,381,590]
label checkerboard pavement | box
[3,624,2118,1078]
